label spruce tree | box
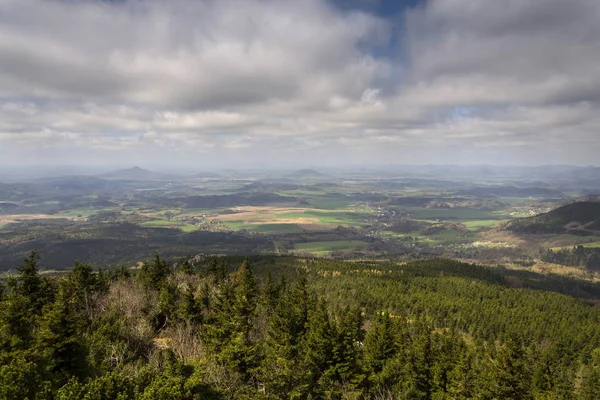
[36,281,88,385]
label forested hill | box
[2,253,600,399]
[505,201,600,234]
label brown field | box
[245,217,320,225]
[479,229,525,246]
[209,206,329,226]
[0,214,82,225]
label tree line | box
[1,252,600,399]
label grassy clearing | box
[301,210,366,226]
[303,197,355,210]
[427,229,477,244]
[401,207,505,221]
[462,219,508,230]
[140,219,197,232]
[381,230,423,238]
[57,209,97,217]
[17,204,63,214]
[157,209,182,216]
[249,224,306,234]
[551,241,600,251]
[222,220,307,234]
[294,240,367,253]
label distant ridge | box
[101,166,164,180]
[505,201,600,235]
[287,169,327,179]
[457,185,564,198]
[196,172,221,179]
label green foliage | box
[138,253,171,290]
[36,280,88,384]
[1,253,600,399]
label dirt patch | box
[479,229,525,246]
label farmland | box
[0,165,599,274]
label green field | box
[157,209,182,216]
[293,240,367,253]
[248,223,307,234]
[57,209,97,217]
[551,241,600,250]
[222,221,307,234]
[462,219,508,230]
[275,209,365,226]
[302,197,356,210]
[140,219,197,232]
[401,207,506,221]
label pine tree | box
[139,253,171,290]
[178,284,202,325]
[363,312,397,377]
[479,337,533,400]
[303,298,335,388]
[261,277,311,397]
[330,307,365,386]
[13,250,50,314]
[36,281,88,385]
[580,349,600,400]
[447,347,477,399]
[231,259,258,336]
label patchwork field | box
[210,206,366,233]
[400,207,507,221]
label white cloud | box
[0,0,599,166]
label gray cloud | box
[0,0,599,167]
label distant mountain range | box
[505,201,600,235]
[101,166,166,180]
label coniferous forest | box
[2,252,600,399]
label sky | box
[1,0,600,168]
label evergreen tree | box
[363,312,397,377]
[261,277,311,397]
[231,259,258,336]
[139,253,171,290]
[178,284,203,325]
[479,337,533,400]
[447,347,477,399]
[13,250,50,315]
[36,281,88,385]
[580,348,600,400]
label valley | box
[1,165,600,277]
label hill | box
[101,166,165,180]
[2,254,600,398]
[505,201,600,234]
[287,168,328,179]
[457,185,564,198]
[196,171,221,179]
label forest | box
[541,246,600,270]
[2,252,600,399]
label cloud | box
[0,0,599,166]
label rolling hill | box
[505,201,600,234]
[101,166,166,180]
[287,169,328,179]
